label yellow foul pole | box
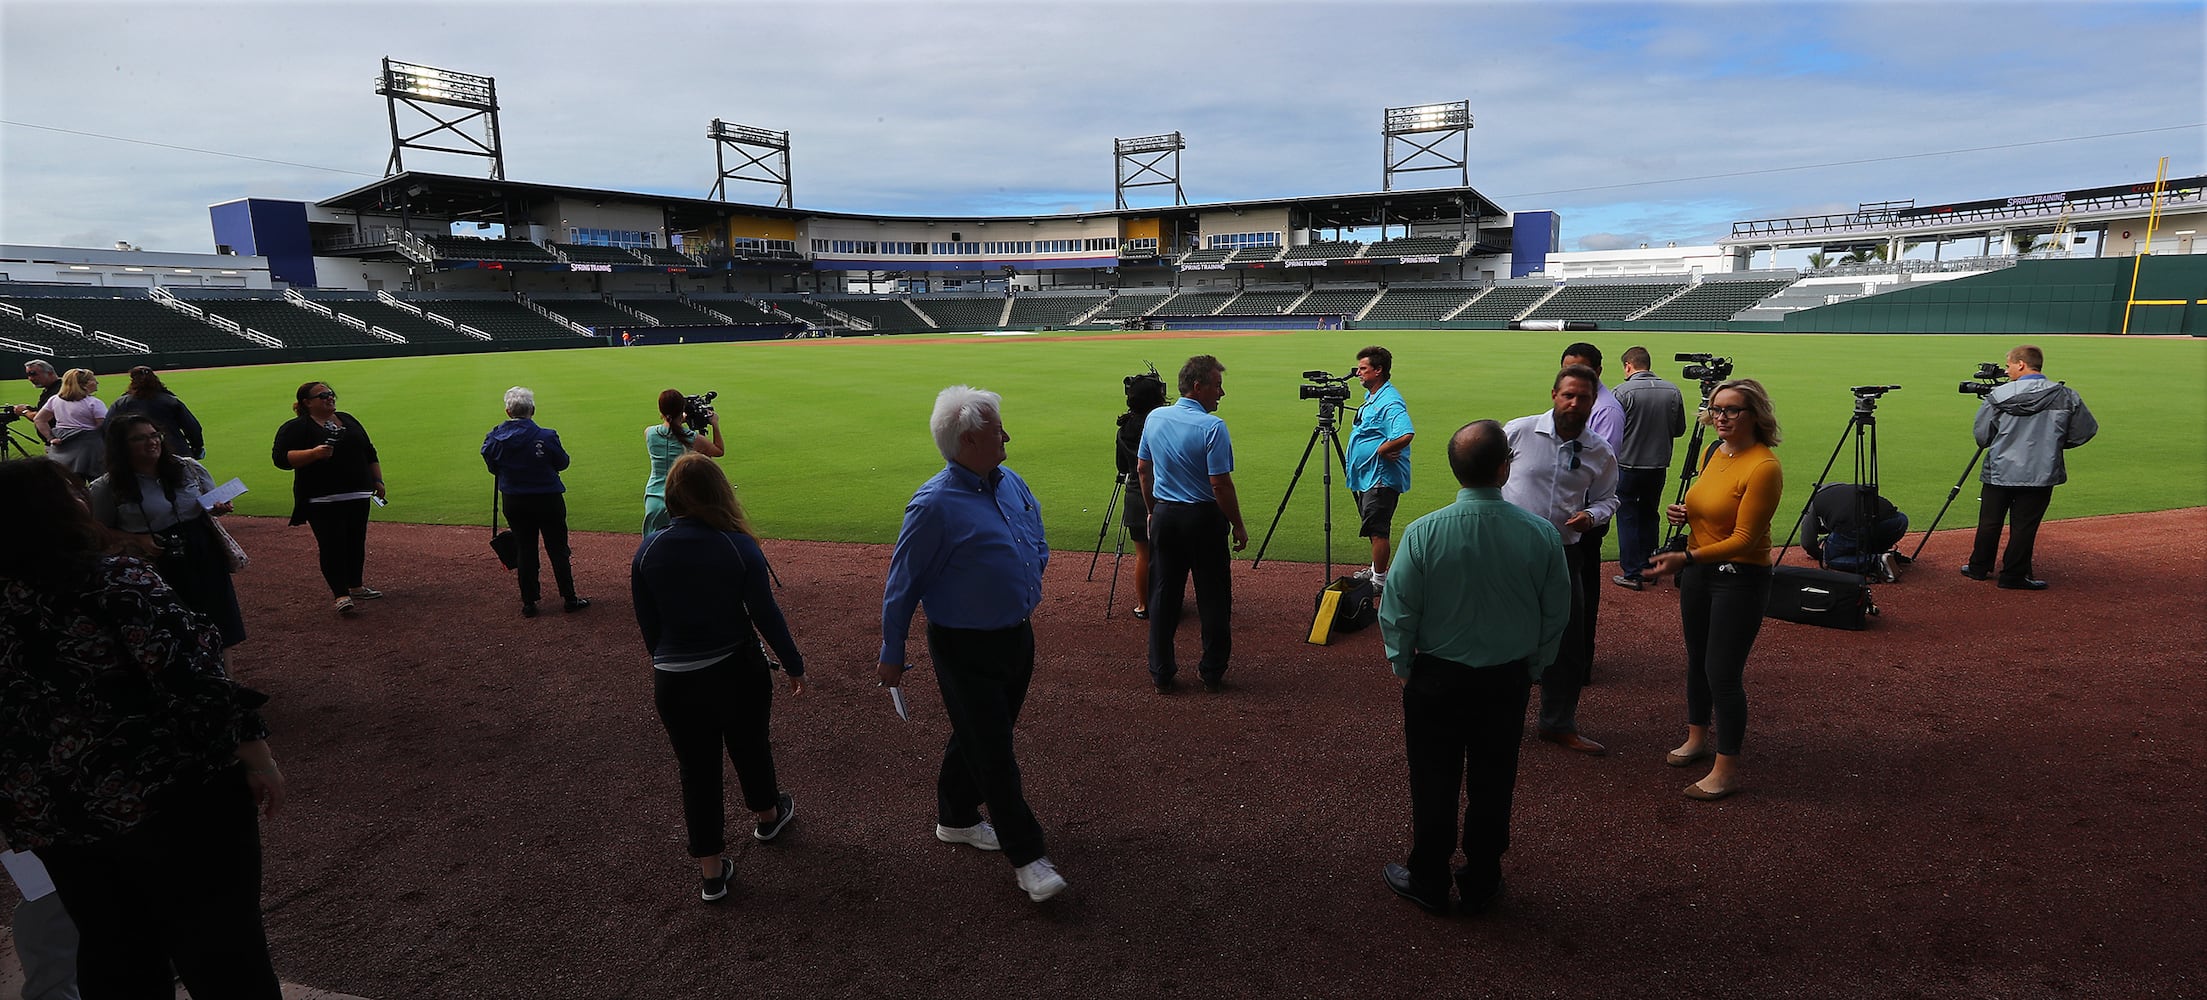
[2121,156,2170,335]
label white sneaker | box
[1877,551,1902,583]
[936,821,1002,851]
[1369,571,1385,591]
[1351,567,1375,581]
[1015,857,1067,902]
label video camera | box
[683,391,718,434]
[1958,363,2009,396]
[0,404,19,424]
[1676,353,1735,385]
[1123,363,1166,409]
[1299,369,1352,402]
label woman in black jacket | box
[108,365,206,459]
[631,453,804,904]
[270,381,385,616]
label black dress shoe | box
[1958,565,1991,581]
[521,601,538,618]
[1458,877,1504,916]
[1383,863,1449,915]
[564,596,592,612]
[1998,577,2049,591]
[1132,607,1149,620]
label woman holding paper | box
[271,381,385,617]
[631,453,803,904]
[0,457,285,1000]
[89,413,247,647]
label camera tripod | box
[1776,387,1897,593]
[1655,377,1724,559]
[0,415,41,459]
[1251,392,1351,581]
[1085,471,1137,618]
[1906,444,1988,563]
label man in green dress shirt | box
[1378,419,1571,916]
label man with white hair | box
[481,385,588,617]
[879,386,1066,903]
[10,359,61,428]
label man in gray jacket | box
[1609,346,1686,589]
[1962,344,2097,591]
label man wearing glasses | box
[1501,365,1617,755]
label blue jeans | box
[1818,512,1909,574]
[1615,466,1667,578]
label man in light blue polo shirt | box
[1345,345,1415,591]
[1136,354,1247,695]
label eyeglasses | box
[310,391,338,401]
[1708,405,1750,419]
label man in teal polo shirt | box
[1345,345,1415,591]
[1379,419,1570,916]
[1136,354,1247,695]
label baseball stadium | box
[2,52,2203,1000]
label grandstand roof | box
[315,171,1509,232]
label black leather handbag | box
[490,489,518,570]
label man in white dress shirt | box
[1502,365,1619,755]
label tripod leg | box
[1251,425,1326,568]
[1777,413,1857,564]
[1909,446,1986,562]
[1105,522,1128,616]
[1086,475,1126,581]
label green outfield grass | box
[161,331,2202,565]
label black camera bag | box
[1765,564,1871,630]
[490,489,518,571]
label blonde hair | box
[1706,377,1782,446]
[664,452,753,536]
[58,368,97,401]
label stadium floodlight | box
[1382,100,1472,191]
[708,118,793,208]
[375,57,504,180]
[1115,132,1187,210]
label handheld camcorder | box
[683,391,718,434]
[1123,363,1166,409]
[1299,370,1352,402]
[1676,352,1735,384]
[1958,363,2009,396]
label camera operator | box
[1799,483,1907,582]
[1137,355,1247,695]
[11,359,61,423]
[1502,365,1617,757]
[1961,345,2097,591]
[644,388,725,536]
[1116,370,1170,619]
[1345,346,1415,592]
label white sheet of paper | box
[309,491,376,503]
[889,686,910,721]
[2,849,57,900]
[202,477,248,506]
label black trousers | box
[1568,529,1605,678]
[303,498,370,598]
[653,654,780,859]
[1402,654,1532,902]
[1148,499,1232,685]
[1536,538,1594,733]
[927,620,1048,867]
[501,491,577,604]
[1678,562,1770,756]
[1969,483,2054,585]
[1615,466,1667,578]
[37,768,281,1000]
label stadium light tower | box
[376,57,505,180]
[1382,100,1472,191]
[708,119,794,208]
[1115,132,1187,210]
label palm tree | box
[1806,251,1832,270]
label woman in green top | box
[643,388,724,535]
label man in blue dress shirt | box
[879,386,1066,903]
[1136,355,1248,695]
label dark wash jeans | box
[1615,465,1668,578]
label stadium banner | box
[1178,255,1461,273]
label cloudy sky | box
[2,0,2201,254]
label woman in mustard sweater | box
[1641,378,1782,801]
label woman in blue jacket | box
[631,453,804,904]
[482,386,588,617]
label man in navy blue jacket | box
[482,386,587,617]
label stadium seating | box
[2,294,252,353]
[618,297,730,326]
[1365,286,1488,322]
[1365,236,1463,257]
[533,297,647,330]
[1222,288,1302,314]
[192,297,384,348]
[1636,277,1799,322]
[1524,279,1689,321]
[1005,293,1108,328]
[1284,241,1366,260]
[1092,290,1176,320]
[0,305,121,362]
[818,297,929,333]
[910,297,1005,331]
[636,247,704,267]
[1175,248,1235,264]
[750,297,835,325]
[411,299,583,341]
[311,296,482,345]
[1449,285,1550,321]
[1230,246,1282,262]
[425,235,559,264]
[1292,288,1381,317]
[549,243,641,265]
[1156,289,1235,316]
